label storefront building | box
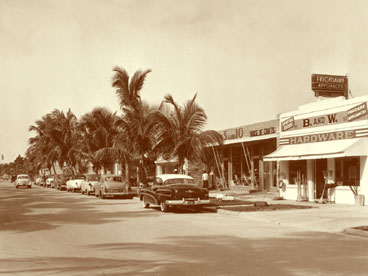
[264,95,368,204]
[211,119,278,191]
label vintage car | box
[35,177,43,186]
[45,177,54,188]
[15,174,32,188]
[81,174,99,195]
[95,175,135,199]
[54,175,71,191]
[66,175,85,192]
[139,174,210,212]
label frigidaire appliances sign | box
[311,74,348,98]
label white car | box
[81,174,99,195]
[35,177,42,186]
[66,175,85,192]
[45,177,54,188]
[15,174,32,189]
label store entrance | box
[315,159,327,199]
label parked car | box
[95,175,135,199]
[55,174,71,191]
[66,175,85,192]
[45,177,54,188]
[2,173,9,180]
[35,177,42,186]
[139,174,210,212]
[81,174,99,195]
[15,174,32,189]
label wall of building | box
[277,95,368,205]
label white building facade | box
[264,96,368,205]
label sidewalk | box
[208,186,368,236]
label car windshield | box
[164,178,195,185]
[73,175,85,180]
[106,176,123,182]
[18,176,29,179]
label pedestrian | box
[202,170,209,189]
[209,167,215,189]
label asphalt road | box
[1,181,368,276]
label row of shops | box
[156,92,368,205]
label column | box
[307,159,315,201]
[229,146,233,186]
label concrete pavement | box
[209,186,368,236]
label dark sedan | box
[139,174,210,212]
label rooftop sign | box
[311,74,348,98]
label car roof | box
[17,174,28,177]
[156,174,194,182]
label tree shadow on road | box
[1,233,368,276]
[0,185,159,233]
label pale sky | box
[2,0,368,163]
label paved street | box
[1,181,368,276]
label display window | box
[335,157,360,186]
[288,160,307,185]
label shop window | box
[288,160,307,185]
[335,157,360,186]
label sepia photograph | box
[1,0,368,275]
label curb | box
[342,228,368,238]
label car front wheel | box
[160,201,168,212]
[142,199,150,208]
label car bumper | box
[103,192,135,198]
[165,199,211,206]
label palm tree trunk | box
[52,163,57,175]
[178,156,184,174]
[125,159,131,192]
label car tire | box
[160,201,168,212]
[142,199,150,208]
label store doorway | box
[315,159,327,198]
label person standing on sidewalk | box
[202,170,209,189]
[209,167,215,190]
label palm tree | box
[47,109,79,173]
[111,66,153,184]
[28,114,56,173]
[112,67,151,110]
[28,109,80,175]
[121,101,159,183]
[79,107,119,174]
[151,93,223,173]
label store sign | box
[281,117,295,131]
[223,127,244,140]
[311,74,348,98]
[250,127,276,137]
[347,102,367,122]
[285,130,355,145]
[281,102,368,132]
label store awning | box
[263,138,368,161]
